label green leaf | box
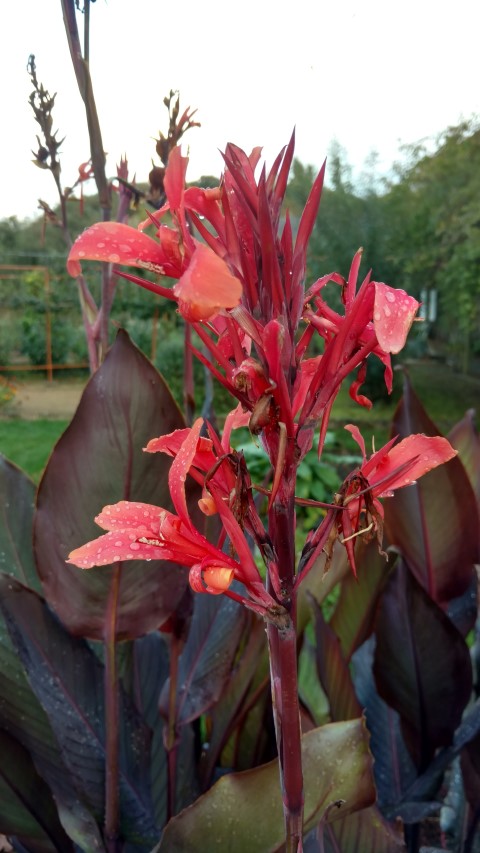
[320,804,406,852]
[34,330,194,640]
[298,638,330,728]
[330,540,395,662]
[158,719,375,852]
[310,594,362,722]
[297,543,350,635]
[373,561,472,769]
[384,377,478,603]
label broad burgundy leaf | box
[461,730,480,810]
[199,615,268,787]
[130,633,169,827]
[330,540,395,662]
[34,330,192,639]
[310,594,362,722]
[158,720,375,852]
[446,574,478,637]
[401,698,480,803]
[0,728,74,852]
[0,456,41,593]
[448,408,480,507]
[0,576,158,846]
[384,377,478,603]
[159,592,248,725]
[0,611,105,851]
[373,561,472,769]
[352,638,417,811]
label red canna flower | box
[68,419,275,614]
[298,426,457,580]
[66,136,423,473]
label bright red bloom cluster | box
[68,139,420,462]
[67,135,456,599]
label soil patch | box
[2,378,87,420]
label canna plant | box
[58,136,462,851]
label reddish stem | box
[267,451,304,851]
[267,615,304,852]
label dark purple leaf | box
[0,456,41,593]
[399,698,480,807]
[461,730,480,810]
[0,588,106,849]
[330,540,395,662]
[446,574,478,637]
[373,561,472,769]
[0,576,158,846]
[34,330,193,639]
[130,633,169,828]
[310,594,363,722]
[199,615,268,787]
[0,463,107,849]
[384,378,478,603]
[448,409,480,507]
[352,638,417,811]
[0,728,74,852]
[160,592,248,726]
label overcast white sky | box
[2,0,479,221]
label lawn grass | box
[0,419,69,483]
[0,360,478,483]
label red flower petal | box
[371,434,457,494]
[67,529,173,569]
[67,222,173,277]
[373,284,420,354]
[144,429,216,471]
[164,146,188,211]
[95,501,163,534]
[168,419,204,527]
[173,243,242,321]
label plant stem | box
[267,460,304,851]
[267,616,304,852]
[104,565,121,852]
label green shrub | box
[21,313,70,365]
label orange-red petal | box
[173,243,242,321]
